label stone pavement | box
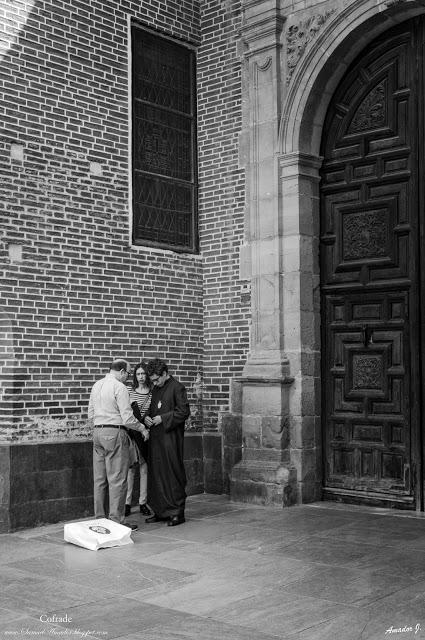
[2,494,425,640]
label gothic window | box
[131,26,198,252]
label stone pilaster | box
[239,0,287,379]
[279,151,323,504]
[229,0,297,506]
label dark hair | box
[146,358,168,377]
[110,359,128,372]
[132,361,152,389]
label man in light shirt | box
[88,358,149,530]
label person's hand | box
[151,416,162,426]
[144,416,153,427]
[142,428,150,441]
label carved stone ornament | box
[286,10,336,83]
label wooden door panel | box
[322,35,411,161]
[325,292,410,494]
[320,22,419,505]
[322,183,410,287]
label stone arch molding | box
[280,0,425,157]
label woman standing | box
[125,362,152,517]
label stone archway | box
[229,0,425,507]
[280,0,425,509]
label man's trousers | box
[93,426,130,524]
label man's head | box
[146,358,169,387]
[110,359,132,383]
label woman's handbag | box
[129,391,152,466]
[128,434,139,466]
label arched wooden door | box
[320,18,424,508]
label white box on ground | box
[64,518,134,551]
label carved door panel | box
[324,293,411,498]
[320,21,421,506]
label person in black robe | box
[144,358,190,526]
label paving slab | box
[2,495,425,640]
[118,615,282,640]
[207,586,362,638]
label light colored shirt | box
[88,373,143,432]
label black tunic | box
[147,376,190,518]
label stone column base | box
[227,375,297,507]
[230,458,297,507]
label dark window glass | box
[132,27,198,252]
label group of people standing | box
[88,357,190,531]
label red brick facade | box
[198,0,250,429]
[0,0,249,439]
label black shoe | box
[145,514,162,523]
[167,515,185,527]
[125,504,131,517]
[139,504,151,516]
[124,523,138,531]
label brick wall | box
[0,0,250,439]
[0,0,204,438]
[197,0,250,429]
